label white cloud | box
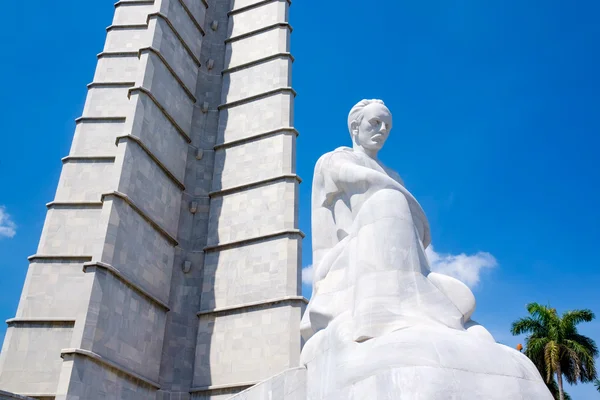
[0,206,16,239]
[426,245,497,287]
[301,246,496,289]
[302,264,314,285]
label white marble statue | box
[299,100,553,399]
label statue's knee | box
[356,189,410,225]
[367,189,409,213]
[372,188,409,205]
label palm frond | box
[527,303,559,327]
[526,337,549,357]
[564,339,594,363]
[525,337,549,374]
[562,309,595,330]
[564,338,598,382]
[511,317,545,336]
[569,333,599,358]
[563,345,581,382]
[548,323,561,342]
[560,356,578,386]
[544,341,560,383]
[579,353,598,383]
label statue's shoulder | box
[316,147,354,166]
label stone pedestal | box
[229,325,553,400]
[302,325,553,400]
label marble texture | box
[0,324,72,396]
[296,99,553,399]
[228,367,306,400]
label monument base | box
[229,325,553,400]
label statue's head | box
[348,99,393,154]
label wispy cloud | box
[0,206,17,239]
[302,264,314,285]
[426,245,497,287]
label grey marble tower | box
[0,1,304,399]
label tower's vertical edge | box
[190,0,305,399]
[0,0,207,398]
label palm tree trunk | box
[556,365,565,400]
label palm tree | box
[594,378,600,393]
[547,379,571,400]
[511,303,598,400]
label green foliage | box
[511,303,598,399]
[594,378,600,393]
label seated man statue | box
[299,99,552,399]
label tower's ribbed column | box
[0,0,207,398]
[0,1,303,399]
[190,1,305,398]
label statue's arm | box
[321,152,402,193]
[317,151,431,247]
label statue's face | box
[353,103,393,152]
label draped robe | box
[297,147,552,400]
[300,147,476,345]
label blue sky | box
[1,0,599,397]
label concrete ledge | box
[106,24,148,32]
[116,134,186,190]
[43,193,181,248]
[190,381,258,393]
[87,81,135,89]
[101,191,179,246]
[75,116,127,124]
[6,318,76,327]
[46,202,104,209]
[175,0,208,29]
[197,296,308,317]
[214,127,298,150]
[218,87,296,110]
[104,12,202,67]
[225,23,293,44]
[114,0,155,7]
[61,155,116,163]
[147,13,201,66]
[113,0,207,52]
[139,47,197,102]
[204,229,304,253]
[176,0,206,36]
[128,87,192,143]
[61,348,161,390]
[83,261,170,311]
[229,0,291,16]
[209,174,301,198]
[97,51,139,59]
[27,255,93,262]
[223,52,294,75]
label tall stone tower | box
[0,1,304,399]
